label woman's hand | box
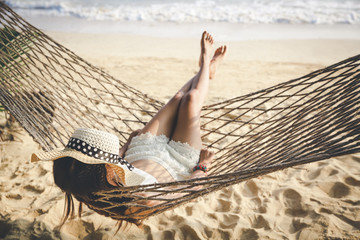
[119,129,143,157]
[129,129,142,138]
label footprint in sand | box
[306,166,338,180]
[306,168,321,180]
[179,225,201,240]
[203,227,214,239]
[239,228,259,240]
[242,180,267,213]
[213,188,240,213]
[281,189,308,217]
[289,219,309,234]
[185,206,193,216]
[161,230,175,240]
[328,182,350,198]
[24,184,45,194]
[34,165,48,177]
[251,215,270,230]
[319,181,351,198]
[219,214,240,229]
[242,180,258,197]
[216,199,232,212]
[345,177,360,187]
[6,193,22,200]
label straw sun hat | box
[31,128,145,186]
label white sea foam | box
[5,0,360,24]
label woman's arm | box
[119,129,142,157]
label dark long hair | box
[53,156,142,229]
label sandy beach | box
[1,26,360,239]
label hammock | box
[0,2,359,221]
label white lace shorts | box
[124,132,200,181]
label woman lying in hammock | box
[31,31,226,227]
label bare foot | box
[200,31,214,67]
[199,35,227,79]
[199,148,214,170]
[209,45,227,79]
[190,148,215,179]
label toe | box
[223,45,227,54]
[214,47,222,56]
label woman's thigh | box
[171,90,202,150]
[140,92,183,138]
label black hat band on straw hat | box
[66,137,134,171]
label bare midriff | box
[131,159,175,183]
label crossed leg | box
[140,32,226,149]
[171,32,226,150]
[169,32,213,150]
[139,73,198,138]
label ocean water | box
[5,0,360,24]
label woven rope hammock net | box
[0,2,359,221]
